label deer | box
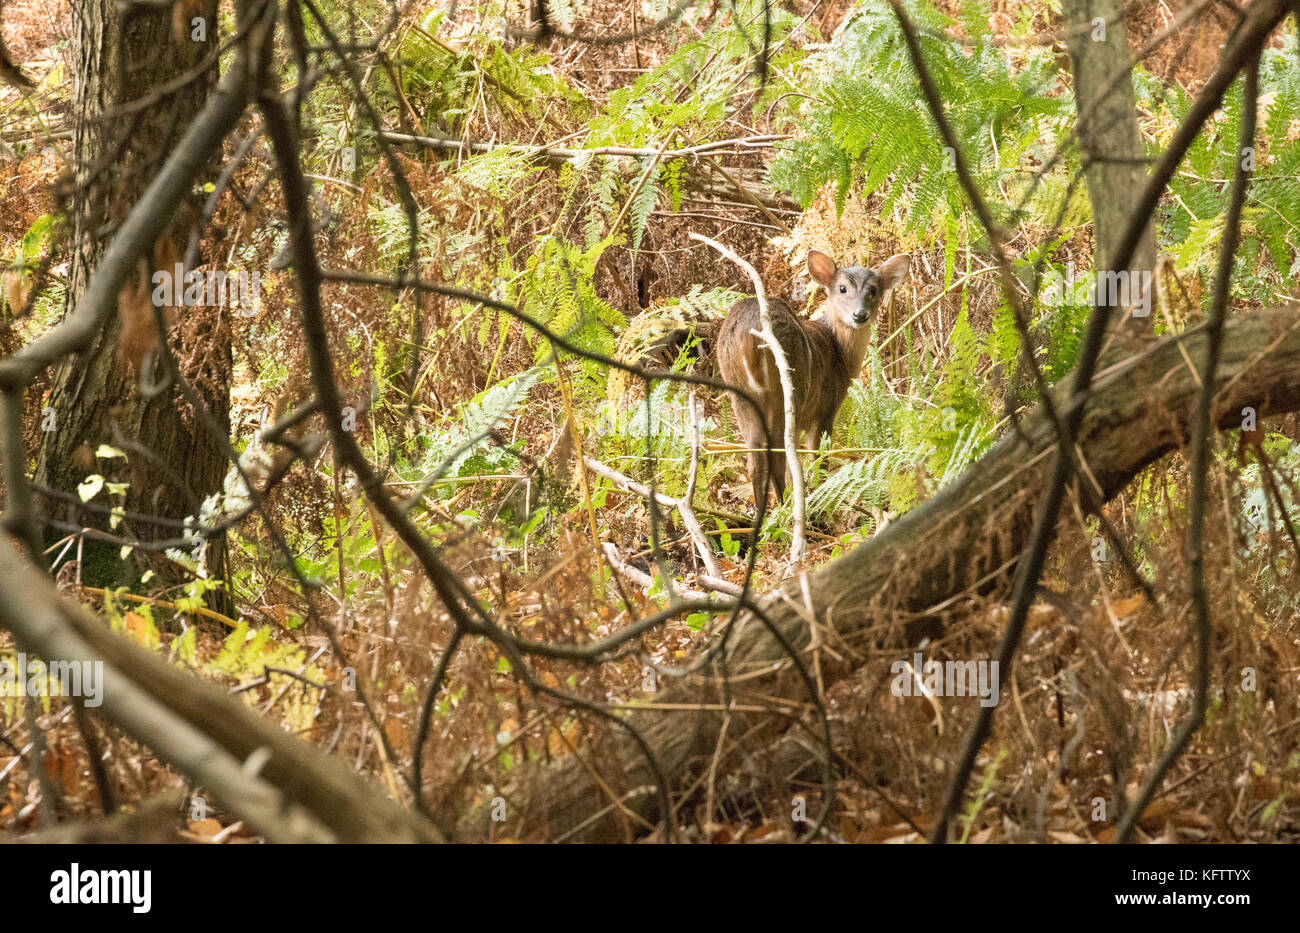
[717,249,911,505]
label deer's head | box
[808,249,912,329]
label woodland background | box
[0,0,1297,843]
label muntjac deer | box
[717,249,911,504]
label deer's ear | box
[807,250,837,287]
[876,253,911,292]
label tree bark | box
[34,0,231,602]
[1062,0,1160,354]
[467,304,1300,841]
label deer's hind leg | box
[762,405,790,505]
[730,391,769,506]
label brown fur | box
[717,250,911,504]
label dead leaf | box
[853,822,919,843]
[384,717,408,750]
[1109,594,1147,621]
[1137,796,1178,830]
[123,611,151,645]
[59,749,79,796]
[1046,830,1087,844]
[188,818,223,836]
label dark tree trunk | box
[35,0,230,603]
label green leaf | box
[685,612,711,630]
[175,626,197,664]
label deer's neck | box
[822,315,874,378]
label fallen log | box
[0,541,445,842]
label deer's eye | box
[839,285,847,294]
[868,285,878,299]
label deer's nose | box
[853,309,869,324]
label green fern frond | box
[768,0,1072,244]
[629,158,661,258]
[419,365,546,482]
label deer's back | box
[718,297,808,401]
[717,297,851,432]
